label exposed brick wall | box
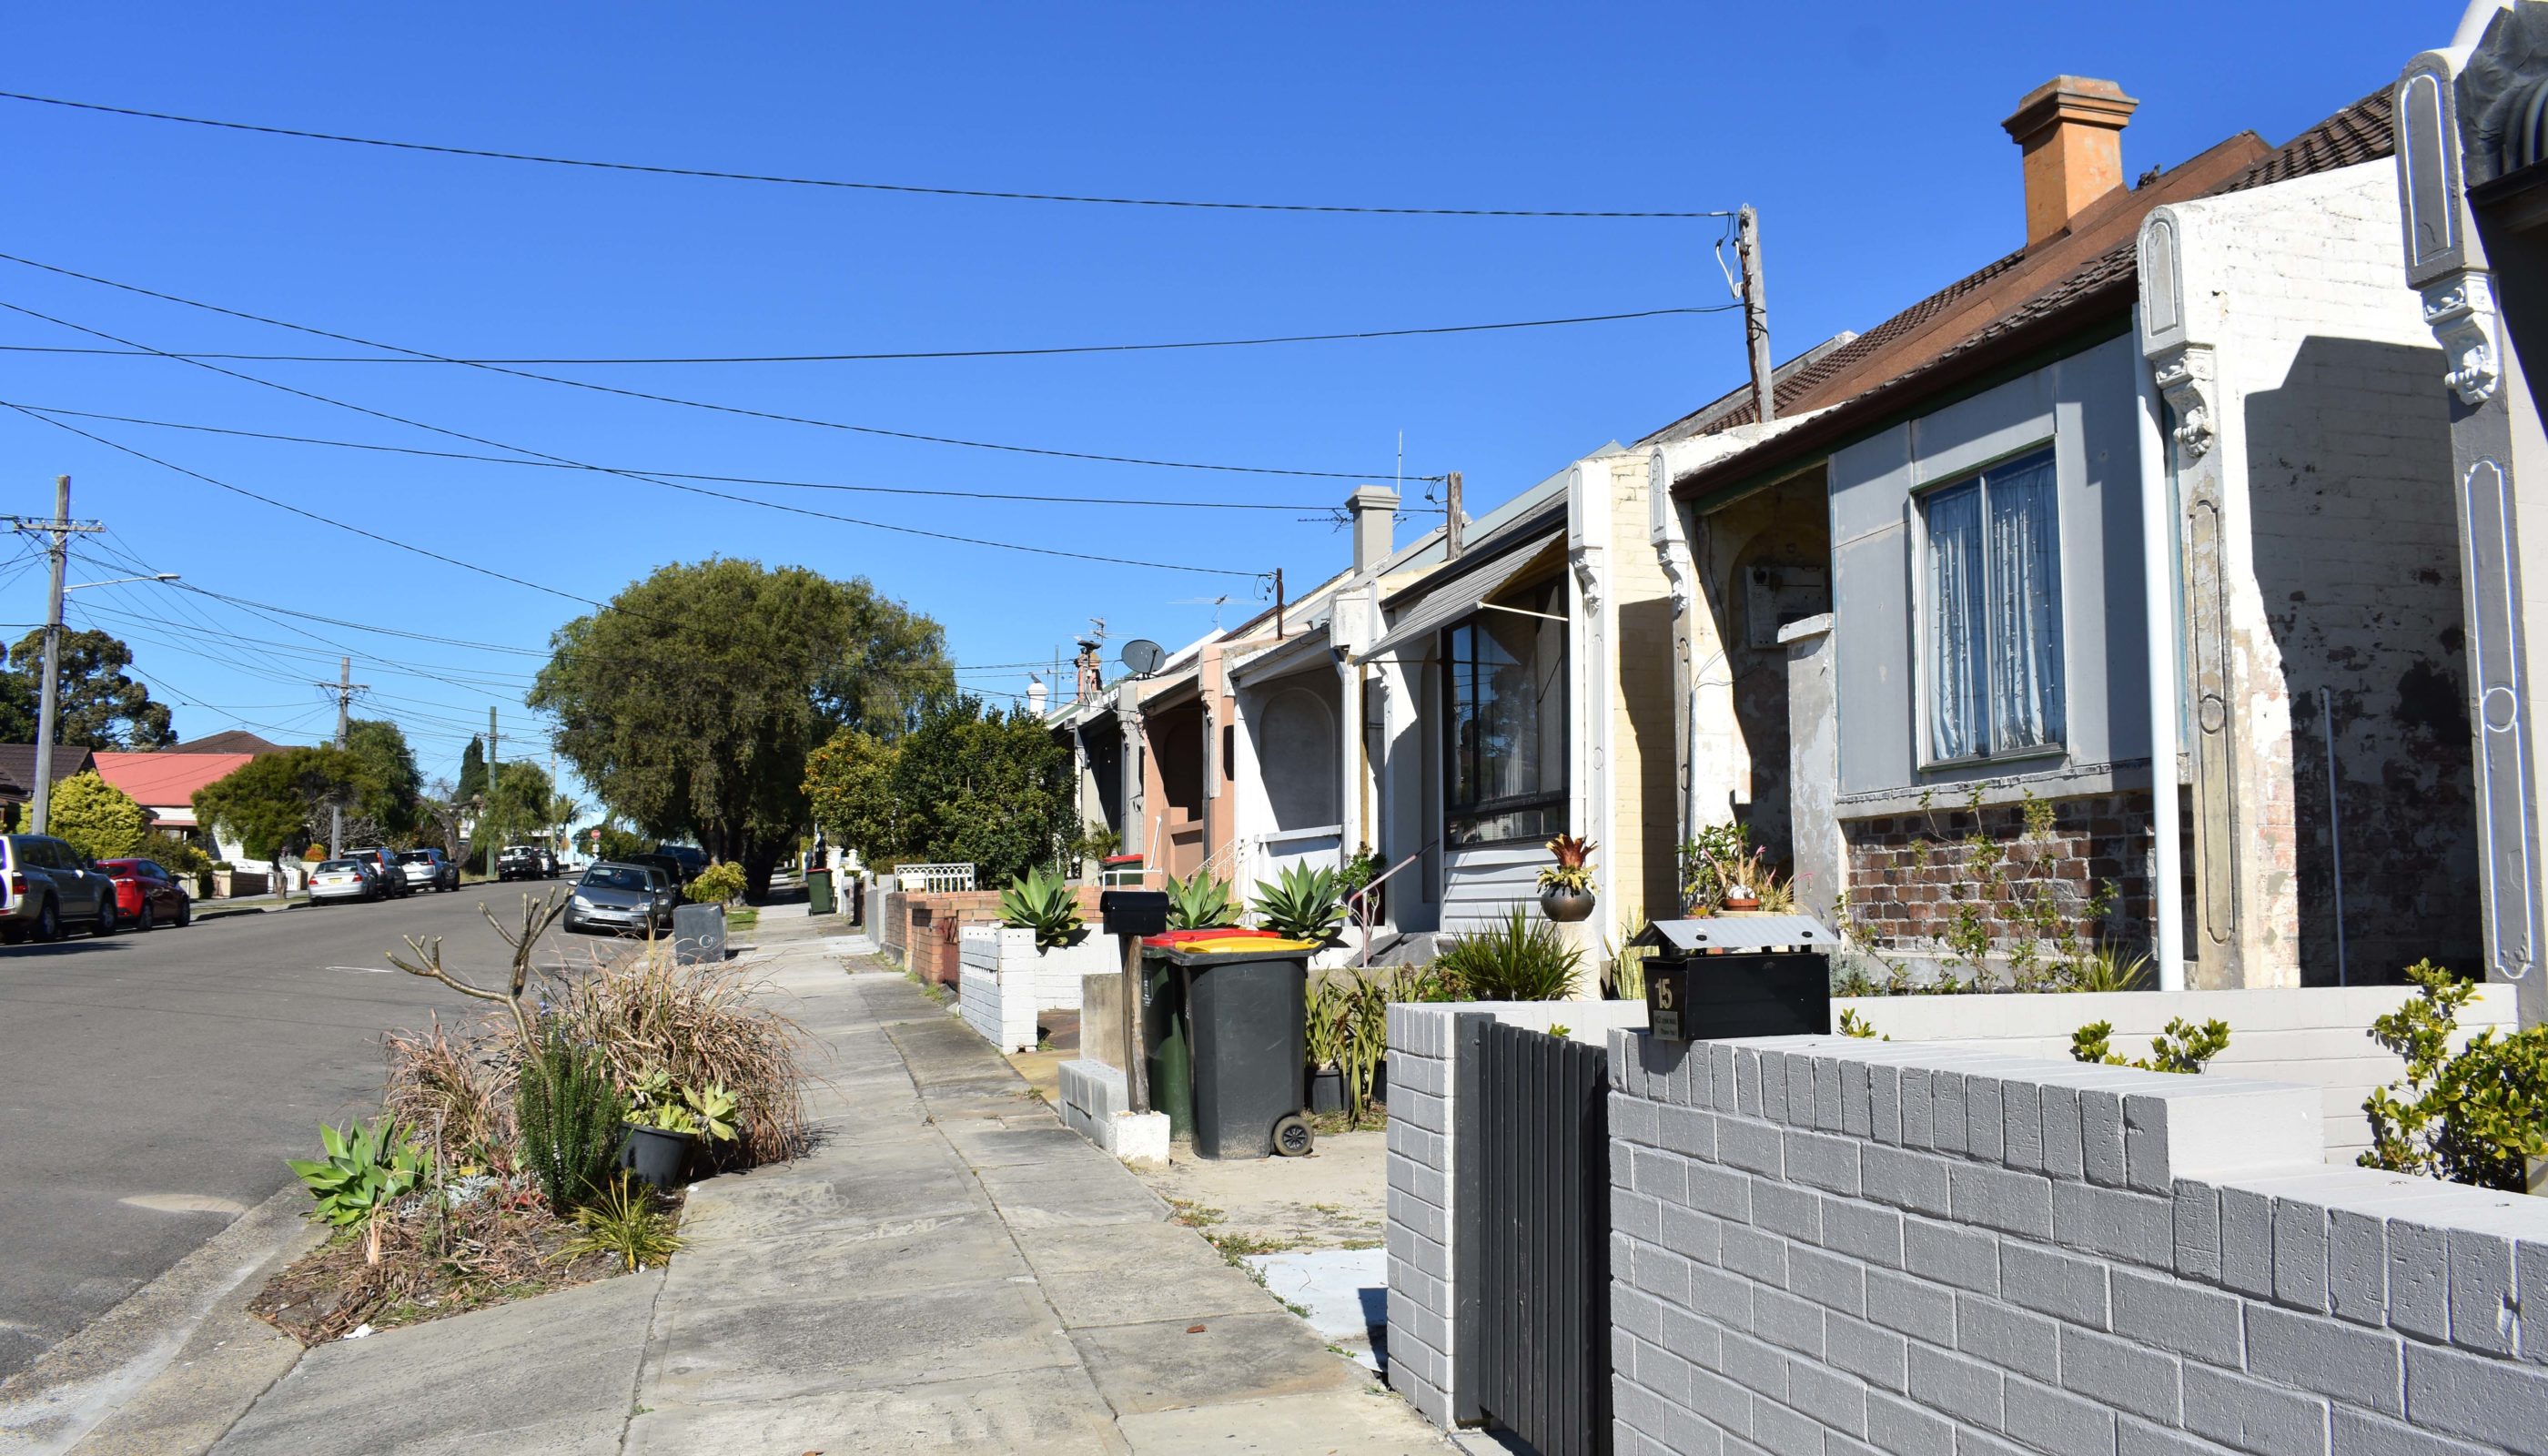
[1842,789,2154,958]
[1607,1030,2548,1456]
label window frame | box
[1911,441,2069,771]
[1438,574,1570,848]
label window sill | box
[1916,743,2068,775]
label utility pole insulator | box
[1738,206,1775,426]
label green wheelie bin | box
[1146,935,1319,1158]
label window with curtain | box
[1921,447,2065,763]
[1441,577,1567,846]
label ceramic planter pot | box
[1722,895,1763,913]
[619,1123,697,1190]
[1541,886,1596,924]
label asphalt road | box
[0,878,589,1380]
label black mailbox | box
[1633,915,1833,1041]
[1098,889,1170,937]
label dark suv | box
[0,834,121,941]
[344,847,411,897]
[496,844,551,882]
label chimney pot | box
[1346,485,1400,575]
[2002,76,2139,248]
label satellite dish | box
[1119,639,1167,678]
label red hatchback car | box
[94,858,194,932]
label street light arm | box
[63,572,178,592]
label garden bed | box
[250,1176,685,1345]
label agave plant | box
[999,867,1085,950]
[1253,862,1346,942]
[1164,869,1239,930]
[287,1117,431,1263]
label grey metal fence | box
[1465,1020,1613,1456]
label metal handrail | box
[1348,844,1433,968]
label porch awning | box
[1359,532,1562,662]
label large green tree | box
[342,719,422,834]
[531,560,950,892]
[807,697,1072,885]
[455,736,487,806]
[2,629,175,749]
[193,746,373,864]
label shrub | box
[685,861,747,907]
[543,951,807,1168]
[1434,906,1582,1001]
[1253,863,1344,942]
[999,866,1084,949]
[1164,869,1239,930]
[51,771,148,863]
[156,836,215,875]
[2071,1016,2230,1074]
[514,1026,627,1215]
[2361,960,2548,1189]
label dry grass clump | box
[382,1015,514,1163]
[541,945,810,1168]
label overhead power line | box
[0,301,1266,579]
[3,403,1448,513]
[0,305,1737,365]
[0,252,1409,481]
[0,91,1731,219]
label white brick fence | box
[1603,1032,2548,1455]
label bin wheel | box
[1272,1114,1314,1158]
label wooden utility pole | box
[1738,206,1775,425]
[322,656,367,856]
[18,477,102,834]
[1273,568,1286,638]
[1120,934,1149,1114]
[1444,470,1465,560]
[484,705,499,872]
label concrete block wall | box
[1606,1030,2548,1456]
[1385,998,1653,1428]
[957,927,1038,1052]
[1832,984,2520,1165]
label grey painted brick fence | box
[1606,1030,2548,1455]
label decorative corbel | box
[2150,345,2217,460]
[2423,273,2502,406]
[1570,545,1604,621]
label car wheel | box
[175,897,191,927]
[34,897,60,943]
[91,899,116,936]
[136,902,154,933]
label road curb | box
[0,1185,319,1456]
[188,905,305,924]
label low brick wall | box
[1606,1030,2548,1456]
[1384,998,1652,1428]
[889,885,1107,984]
[1843,788,2156,954]
[1831,985,2520,1165]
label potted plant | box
[620,1069,738,1189]
[1304,979,1348,1114]
[1537,834,1597,923]
[1339,844,1384,926]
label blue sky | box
[0,3,2451,795]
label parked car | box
[0,834,120,941]
[308,857,382,905]
[95,857,194,931]
[497,844,552,882]
[343,847,411,897]
[398,848,458,893]
[564,861,678,936]
[630,851,689,891]
[655,844,707,884]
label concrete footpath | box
[177,911,1455,1455]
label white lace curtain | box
[1924,450,2064,761]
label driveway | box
[0,880,581,1380]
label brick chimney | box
[2001,76,2139,248]
[1347,484,1399,575]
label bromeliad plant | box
[1164,869,1239,930]
[1254,863,1346,943]
[998,867,1085,950]
[288,1117,432,1264]
[1537,834,1596,893]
